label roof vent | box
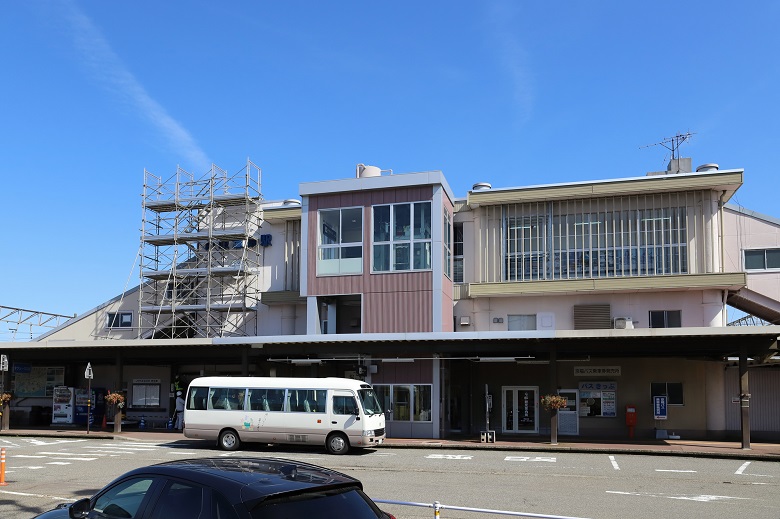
[472,182,492,191]
[356,164,381,178]
[282,199,301,206]
[696,163,719,173]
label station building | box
[3,158,779,443]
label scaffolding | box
[0,306,75,341]
[140,160,263,338]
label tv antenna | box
[640,132,695,160]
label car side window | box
[148,480,204,519]
[213,491,240,519]
[92,477,155,518]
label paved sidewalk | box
[0,427,778,461]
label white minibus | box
[183,376,386,454]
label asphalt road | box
[0,436,778,519]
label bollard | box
[0,447,8,486]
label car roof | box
[119,457,363,504]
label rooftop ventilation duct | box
[282,199,301,206]
[472,182,492,191]
[696,163,720,173]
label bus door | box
[330,390,363,439]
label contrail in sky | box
[60,2,210,169]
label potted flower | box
[105,391,125,433]
[540,394,568,445]
[0,392,11,431]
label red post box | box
[625,405,637,439]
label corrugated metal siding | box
[573,304,612,330]
[724,367,780,432]
[364,290,432,333]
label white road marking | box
[655,469,697,473]
[735,461,751,475]
[608,455,620,470]
[504,456,556,463]
[46,462,71,465]
[0,489,75,501]
[25,439,87,446]
[12,455,46,459]
[426,454,473,460]
[607,491,748,502]
[0,439,19,447]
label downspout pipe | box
[719,191,726,273]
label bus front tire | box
[218,429,240,451]
[326,432,350,455]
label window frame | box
[131,382,161,408]
[106,312,133,329]
[744,248,780,271]
[651,382,684,406]
[372,201,433,273]
[317,207,364,276]
[649,310,682,328]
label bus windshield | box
[357,389,383,416]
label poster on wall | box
[12,366,65,397]
[578,381,617,417]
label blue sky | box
[1,1,778,324]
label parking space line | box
[735,461,751,475]
[608,455,620,470]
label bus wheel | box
[218,429,240,451]
[326,432,349,455]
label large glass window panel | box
[373,205,390,242]
[373,244,390,272]
[414,202,432,239]
[767,249,780,269]
[393,386,410,421]
[341,208,363,243]
[394,204,411,241]
[320,210,340,245]
[413,385,432,421]
[414,242,431,270]
[508,314,536,330]
[394,243,410,270]
[745,250,765,270]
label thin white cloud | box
[61,2,210,170]
[485,1,534,123]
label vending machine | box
[52,386,75,424]
[74,388,105,426]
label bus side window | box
[333,396,358,415]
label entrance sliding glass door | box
[502,386,538,434]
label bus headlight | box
[362,429,376,437]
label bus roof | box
[187,376,372,390]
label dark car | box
[33,457,396,519]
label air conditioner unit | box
[614,317,634,329]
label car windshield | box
[251,487,384,519]
[357,388,383,415]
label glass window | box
[372,202,432,272]
[94,477,155,519]
[131,383,160,408]
[508,314,537,331]
[246,388,285,411]
[413,385,432,421]
[745,249,780,270]
[107,312,132,329]
[207,387,245,410]
[651,382,684,405]
[187,387,209,410]
[649,310,681,328]
[454,222,464,283]
[317,207,363,275]
[333,395,358,415]
[213,491,240,519]
[374,384,431,423]
[288,389,326,413]
[251,487,385,519]
[149,481,203,519]
[443,209,452,279]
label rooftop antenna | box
[640,131,695,161]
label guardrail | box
[374,499,592,519]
